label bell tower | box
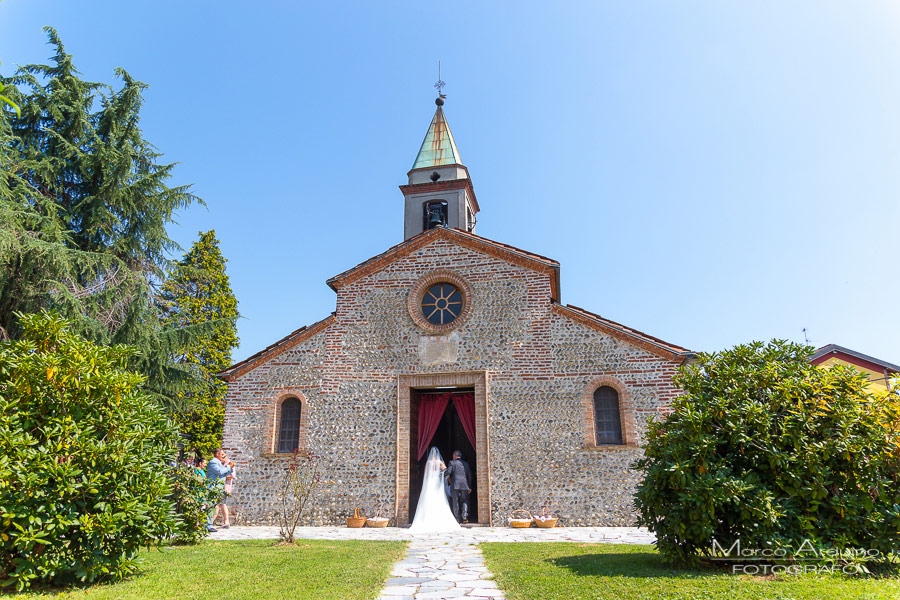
[400,94,479,240]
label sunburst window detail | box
[421,283,463,325]
[407,270,473,333]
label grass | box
[13,539,408,600]
[480,542,900,600]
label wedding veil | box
[408,446,460,532]
[424,447,445,477]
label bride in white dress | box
[408,447,461,533]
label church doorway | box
[396,372,490,525]
[408,388,478,524]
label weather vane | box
[434,60,445,96]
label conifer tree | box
[160,230,239,457]
[0,28,207,406]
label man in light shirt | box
[205,448,234,532]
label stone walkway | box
[208,526,655,600]
[208,525,656,545]
[380,538,502,599]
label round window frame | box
[407,270,473,333]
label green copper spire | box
[411,98,462,170]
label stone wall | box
[222,232,684,526]
[485,312,681,526]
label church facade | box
[220,96,693,526]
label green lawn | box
[480,542,900,600]
[15,539,408,600]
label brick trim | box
[264,390,310,455]
[396,371,492,526]
[220,316,334,381]
[327,228,559,301]
[406,270,474,334]
[553,304,689,361]
[582,376,638,448]
[399,176,480,213]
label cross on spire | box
[434,60,445,96]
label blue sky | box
[2,1,899,364]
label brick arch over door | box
[581,376,637,448]
[264,390,310,456]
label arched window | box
[277,397,302,453]
[593,386,623,445]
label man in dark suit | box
[445,450,472,523]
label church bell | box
[427,207,445,229]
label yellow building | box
[810,344,898,393]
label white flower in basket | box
[532,507,558,528]
[366,504,389,527]
[507,509,533,528]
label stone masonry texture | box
[222,231,685,527]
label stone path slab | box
[378,538,504,600]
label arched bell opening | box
[423,200,448,230]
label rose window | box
[420,283,463,325]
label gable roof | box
[218,314,335,381]
[223,230,694,379]
[326,227,561,301]
[554,303,694,362]
[810,343,900,374]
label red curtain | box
[416,392,477,460]
[417,393,450,460]
[453,393,476,450]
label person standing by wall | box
[218,452,237,527]
[205,448,234,532]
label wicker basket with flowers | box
[346,507,366,528]
[508,509,533,528]
[533,506,559,528]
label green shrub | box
[168,463,220,544]
[634,340,900,566]
[0,312,178,590]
